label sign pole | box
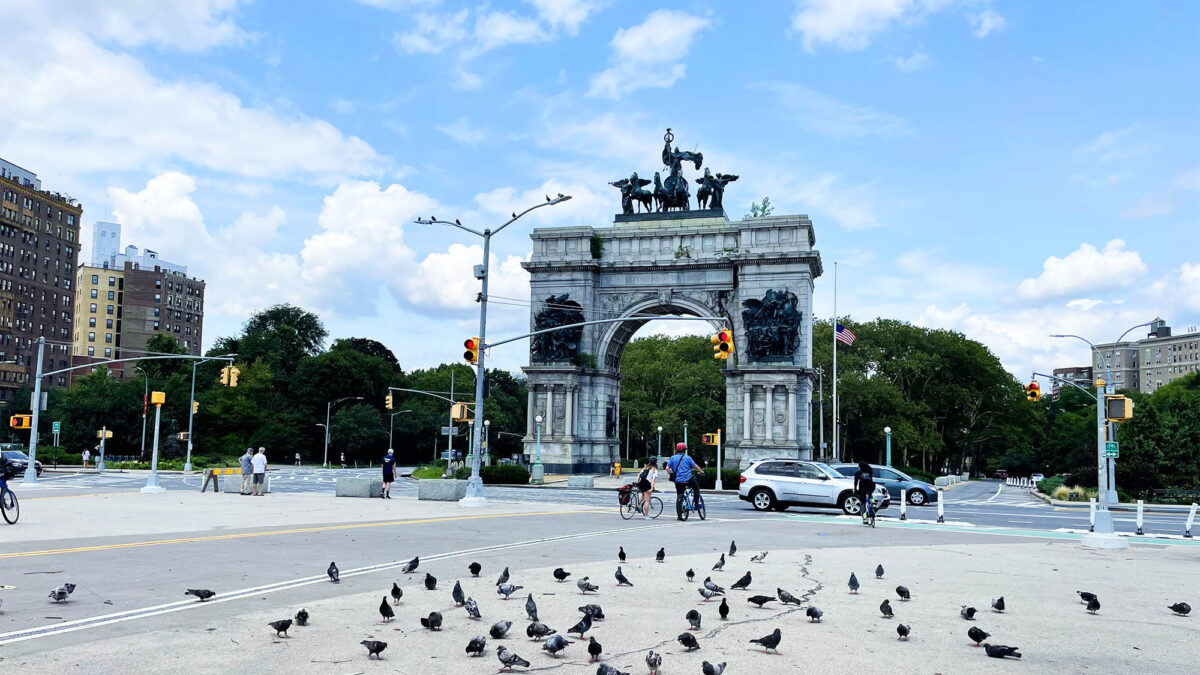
[714,429,723,490]
[97,427,107,472]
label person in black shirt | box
[853,461,875,524]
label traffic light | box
[701,433,718,446]
[9,414,31,429]
[1105,394,1134,421]
[711,330,733,360]
[451,402,471,422]
[385,393,394,410]
[1025,380,1041,402]
[220,366,230,386]
[192,401,199,414]
[463,337,480,364]
[219,365,240,387]
[177,432,189,441]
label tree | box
[236,304,328,381]
[745,197,774,219]
[139,333,187,380]
[332,338,401,372]
[329,403,387,463]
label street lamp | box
[883,426,892,467]
[532,414,544,484]
[134,366,149,461]
[322,396,364,468]
[657,425,663,461]
[483,419,491,466]
[388,409,412,452]
[416,193,571,507]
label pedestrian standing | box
[294,452,300,467]
[239,447,254,495]
[82,447,91,468]
[251,447,268,496]
[381,449,395,499]
[340,452,346,469]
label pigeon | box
[983,644,1021,659]
[497,566,511,587]
[526,621,556,640]
[497,645,530,670]
[731,571,751,590]
[379,596,395,622]
[587,636,603,662]
[185,589,215,602]
[748,595,776,608]
[896,585,911,601]
[778,588,801,605]
[848,573,860,594]
[656,547,666,563]
[718,597,730,619]
[615,566,633,587]
[498,583,524,600]
[751,551,768,563]
[806,606,823,622]
[1076,590,1097,605]
[542,634,572,657]
[646,650,662,673]
[618,546,626,562]
[268,619,292,637]
[294,608,309,626]
[968,626,990,646]
[579,604,605,620]
[361,639,388,659]
[452,580,465,606]
[567,612,592,636]
[1087,596,1101,614]
[466,635,487,657]
[553,567,571,582]
[424,573,437,590]
[686,608,702,630]
[961,606,977,620]
[465,597,481,620]
[420,611,443,630]
[490,620,513,639]
[702,662,727,675]
[896,623,910,641]
[400,556,419,574]
[469,561,482,577]
[1168,602,1191,616]
[875,564,885,579]
[49,586,70,603]
[677,632,700,651]
[712,553,725,571]
[525,594,538,621]
[698,587,721,602]
[597,666,628,675]
[992,597,1005,613]
[327,562,340,582]
[64,583,77,594]
[750,627,782,653]
[686,568,695,582]
[880,599,894,618]
[578,577,599,594]
[704,577,725,594]
[390,582,403,604]
[729,540,737,557]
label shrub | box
[452,464,531,484]
[898,465,937,484]
[1037,475,1065,495]
[695,469,741,490]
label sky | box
[0,0,1196,379]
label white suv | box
[738,459,891,515]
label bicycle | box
[1,467,19,525]
[618,485,662,520]
[676,484,706,521]
[860,493,876,528]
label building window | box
[154,294,160,303]
[153,321,159,330]
[91,274,98,284]
[104,347,112,357]
[90,288,97,298]
[105,333,112,343]
[88,332,95,342]
[107,290,114,300]
[155,280,161,289]
[87,346,94,356]
[153,308,160,317]
[90,303,97,312]
[106,319,113,329]
[108,276,116,286]
[107,305,114,315]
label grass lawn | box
[412,464,451,479]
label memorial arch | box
[521,131,824,473]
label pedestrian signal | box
[9,414,31,429]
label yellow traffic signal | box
[451,402,471,422]
[463,337,480,364]
[151,391,166,406]
[219,366,230,386]
[385,393,394,410]
[1105,394,1134,421]
[9,414,31,429]
[1025,381,1041,402]
[192,401,200,415]
[711,330,733,360]
[228,366,239,387]
[177,432,190,441]
[701,433,718,446]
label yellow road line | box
[1,509,607,559]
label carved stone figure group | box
[741,289,803,360]
[530,294,585,363]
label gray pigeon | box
[525,594,538,621]
[579,604,605,620]
[49,586,70,603]
[992,596,1005,613]
[615,566,633,587]
[597,664,627,675]
[968,626,990,646]
[704,577,725,594]
[719,597,729,619]
[961,605,977,620]
[327,562,339,582]
[420,611,442,630]
[424,572,437,590]
[618,546,626,562]
[294,608,309,626]
[542,634,572,657]
[588,636,603,662]
[578,576,599,594]
[390,582,402,604]
[687,568,695,582]
[400,556,419,574]
[848,572,860,594]
[712,553,725,571]
[452,580,465,606]
[983,644,1021,659]
[379,596,394,622]
[731,571,751,590]
[526,621,556,640]
[750,627,782,653]
[645,650,662,673]
[465,597,481,619]
[490,620,513,639]
[702,662,727,675]
[1087,596,1100,614]
[698,587,721,602]
[497,645,530,670]
[778,588,801,605]
[567,612,592,636]
[466,635,487,657]
[497,566,510,587]
[806,606,823,622]
[751,551,768,563]
[896,585,911,601]
[469,561,482,577]
[677,632,700,651]
[268,619,292,637]
[497,582,524,600]
[875,564,884,579]
[1168,602,1191,616]
[729,540,737,556]
[686,608,702,630]
[185,589,215,602]
[896,623,910,641]
[656,547,666,562]
[361,639,387,659]
[880,599,894,618]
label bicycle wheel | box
[696,493,706,520]
[648,496,663,519]
[1,487,18,525]
[620,495,637,520]
[677,494,690,521]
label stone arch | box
[596,295,728,372]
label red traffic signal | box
[1026,380,1041,402]
[711,330,734,360]
[463,337,480,364]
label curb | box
[1031,490,1196,513]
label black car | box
[1,448,43,477]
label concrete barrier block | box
[418,479,467,501]
[934,476,951,487]
[567,475,595,488]
[223,475,270,494]
[336,477,383,498]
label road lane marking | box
[0,509,607,560]
[984,484,1004,502]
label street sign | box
[1105,441,1119,458]
[52,421,61,433]
[440,426,460,436]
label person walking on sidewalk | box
[251,447,268,496]
[340,452,346,469]
[294,452,301,467]
[239,447,254,495]
[82,447,91,469]
[381,449,396,499]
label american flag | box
[835,323,856,346]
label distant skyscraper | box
[91,221,121,266]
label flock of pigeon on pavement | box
[25,540,1191,671]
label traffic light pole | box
[185,357,219,472]
[22,337,46,484]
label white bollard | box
[899,490,907,521]
[1186,503,1197,539]
[1136,500,1144,535]
[1089,497,1096,533]
[937,492,945,523]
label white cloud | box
[791,0,958,51]
[220,206,287,246]
[1146,263,1200,314]
[1016,240,1148,301]
[331,98,356,115]
[588,10,711,99]
[473,9,548,53]
[22,0,250,53]
[1179,263,1200,312]
[394,2,597,59]
[394,10,469,54]
[406,244,530,311]
[527,0,604,35]
[969,9,1005,38]
[1120,192,1174,219]
[1075,125,1153,165]
[792,175,883,230]
[436,117,488,145]
[750,82,909,137]
[890,51,932,72]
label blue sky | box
[1,0,1196,378]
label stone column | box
[742,384,752,443]
[527,387,536,436]
[786,384,798,443]
[545,385,555,438]
[565,385,575,437]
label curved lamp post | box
[532,414,544,484]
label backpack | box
[637,467,651,490]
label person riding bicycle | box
[666,443,703,520]
[853,461,875,524]
[635,460,658,516]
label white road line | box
[984,484,1004,502]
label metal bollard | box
[1136,500,1144,535]
[1089,498,1096,533]
[899,490,907,521]
[937,493,945,523]
[1186,503,1197,539]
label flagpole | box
[832,261,838,462]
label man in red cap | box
[665,441,703,520]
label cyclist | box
[666,442,703,520]
[852,461,875,524]
[635,460,658,516]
